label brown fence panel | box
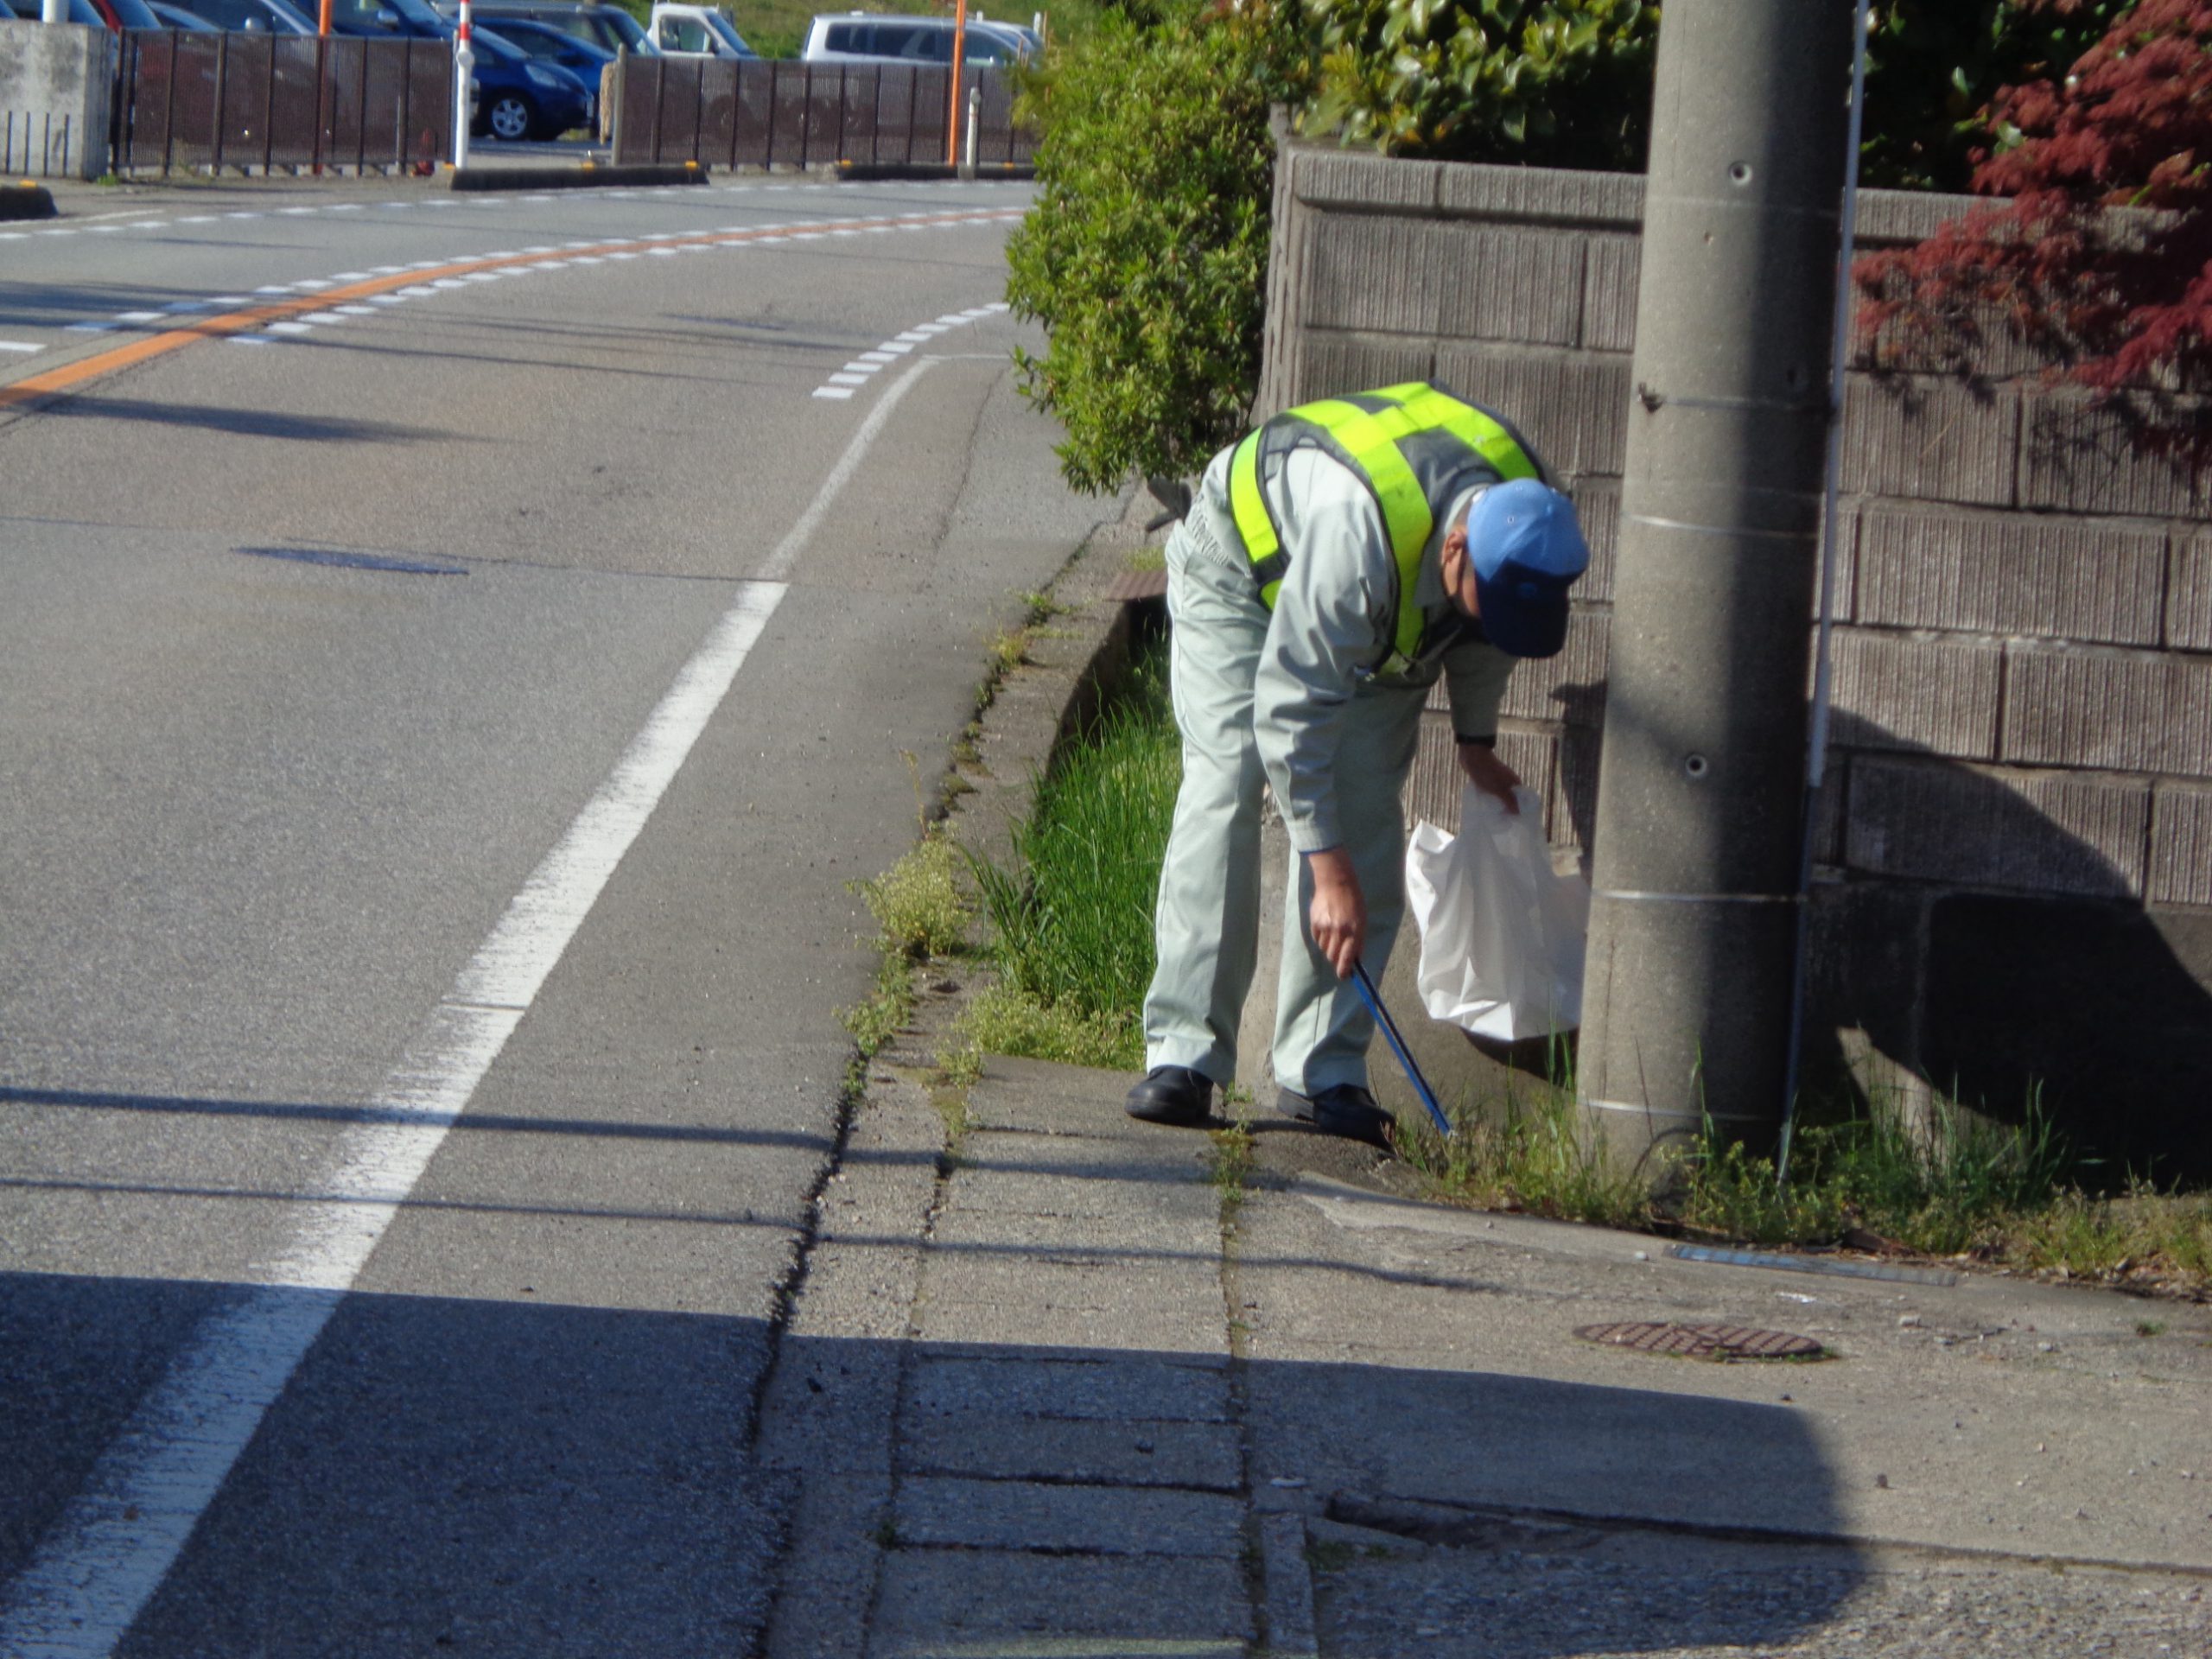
[910,65,950,165]
[264,35,321,168]
[654,53,706,162]
[401,37,451,168]
[607,54,1025,168]
[760,61,804,166]
[838,64,881,164]
[695,55,738,164]
[728,59,772,166]
[972,66,1025,162]
[800,64,841,166]
[321,35,381,171]
[163,30,224,171]
[359,36,412,170]
[215,33,272,169]
[113,30,444,175]
[871,64,915,164]
[113,32,159,174]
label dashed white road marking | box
[0,340,43,354]
[35,206,1024,373]
[805,300,1007,401]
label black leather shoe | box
[1124,1065,1214,1127]
[1276,1084,1395,1148]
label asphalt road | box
[0,172,1111,1656]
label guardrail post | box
[761,60,775,169]
[211,29,227,174]
[353,39,368,172]
[451,0,473,168]
[797,63,811,167]
[312,30,327,174]
[261,34,276,174]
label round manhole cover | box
[1574,1321,1827,1362]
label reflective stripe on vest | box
[1227,383,1541,670]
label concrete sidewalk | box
[753,1040,2212,1657]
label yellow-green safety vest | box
[1227,382,1544,676]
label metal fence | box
[609,56,1031,170]
[2,109,81,178]
[112,31,452,176]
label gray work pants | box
[1141,513,1425,1094]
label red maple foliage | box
[1857,0,2212,469]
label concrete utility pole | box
[1578,0,1858,1172]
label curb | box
[447,161,707,191]
[1,181,58,221]
[834,161,1033,183]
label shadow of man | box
[1540,683,2212,1185]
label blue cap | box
[1463,479,1589,658]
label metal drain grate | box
[1574,1321,1827,1361]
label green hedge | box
[1002,4,1304,493]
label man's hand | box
[1304,846,1366,980]
[1458,741,1522,814]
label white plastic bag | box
[1404,785,1590,1042]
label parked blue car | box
[460,12,613,86]
[325,0,593,140]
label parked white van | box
[647,2,756,57]
[801,10,1037,67]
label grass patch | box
[1392,1082,1648,1232]
[954,982,1139,1070]
[841,834,972,1058]
[1396,1062,2209,1295]
[963,631,1178,1069]
[854,834,969,960]
[1684,1091,2073,1256]
[1209,1119,1255,1212]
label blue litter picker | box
[1351,962,1453,1137]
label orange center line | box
[0,207,1021,414]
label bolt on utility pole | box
[1577,0,1859,1174]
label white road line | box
[265,321,313,334]
[0,340,43,354]
[826,372,869,386]
[766,356,930,582]
[0,573,795,1659]
[811,385,855,399]
[113,312,163,325]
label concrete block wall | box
[1255,143,2212,1172]
[0,22,113,181]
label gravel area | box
[1313,1536,2212,1656]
